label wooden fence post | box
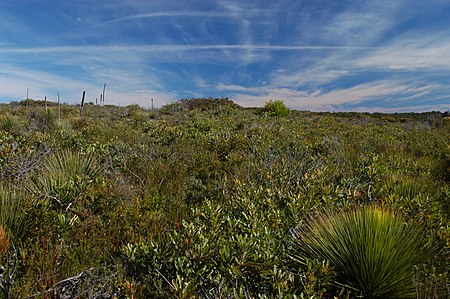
[80,91,86,116]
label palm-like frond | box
[291,206,433,298]
[0,186,30,243]
[32,150,105,208]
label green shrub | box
[26,107,58,132]
[0,101,448,297]
[291,206,434,298]
[31,150,105,212]
[263,100,289,117]
[0,185,31,243]
[0,113,23,135]
[121,195,295,298]
[178,97,240,111]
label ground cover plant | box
[0,98,448,298]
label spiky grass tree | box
[32,150,105,211]
[0,186,30,242]
[291,206,434,298]
[0,186,31,298]
[0,114,22,135]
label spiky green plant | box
[0,185,30,243]
[0,114,22,135]
[32,150,105,209]
[291,206,434,298]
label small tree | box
[263,100,289,117]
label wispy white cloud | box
[319,1,405,46]
[355,38,450,70]
[220,80,449,111]
[217,83,262,94]
[0,65,99,102]
[0,44,385,55]
[104,11,237,24]
[0,63,175,107]
[345,103,450,113]
[1,0,449,111]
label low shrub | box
[0,185,31,243]
[291,206,435,298]
[31,150,105,212]
[263,100,289,117]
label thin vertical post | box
[80,91,85,116]
[102,83,106,105]
[58,92,61,123]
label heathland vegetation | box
[0,98,448,298]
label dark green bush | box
[180,97,240,111]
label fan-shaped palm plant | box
[291,206,434,298]
[32,150,105,210]
[0,186,30,243]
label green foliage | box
[31,150,105,212]
[26,107,59,132]
[160,97,241,114]
[0,102,448,297]
[291,206,435,298]
[178,97,240,111]
[121,195,296,298]
[0,131,39,181]
[263,100,289,116]
[0,185,31,243]
[0,113,23,136]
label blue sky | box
[0,0,449,112]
